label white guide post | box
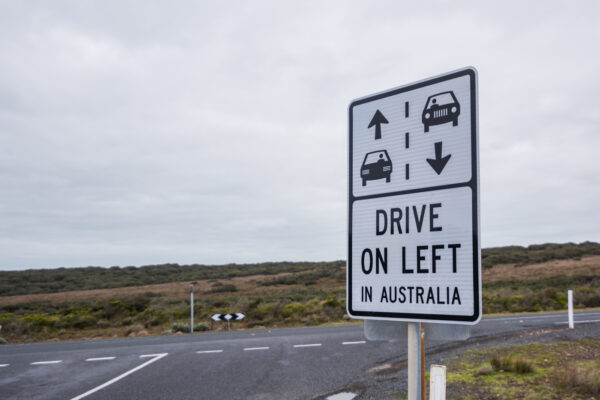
[568,290,574,329]
[407,322,422,400]
[429,365,446,400]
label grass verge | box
[444,340,600,399]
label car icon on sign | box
[422,91,460,132]
[361,150,392,186]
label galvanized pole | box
[190,284,194,333]
[407,322,422,400]
[421,322,426,400]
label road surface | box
[1,310,599,399]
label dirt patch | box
[0,272,295,306]
[484,255,600,283]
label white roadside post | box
[568,289,574,329]
[348,67,481,400]
[190,283,194,333]
[429,365,447,400]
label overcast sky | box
[1,1,599,270]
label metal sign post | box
[190,283,194,333]
[407,322,422,400]
[421,322,426,400]
[348,67,481,400]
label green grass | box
[443,340,600,400]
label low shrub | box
[172,322,191,333]
[21,314,59,329]
[125,324,145,336]
[171,322,210,333]
[194,322,210,332]
[490,354,512,372]
[553,364,599,395]
[513,358,535,374]
[490,354,534,374]
[322,295,341,308]
[207,284,237,293]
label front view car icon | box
[361,150,392,186]
[422,91,460,132]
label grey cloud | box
[0,1,598,269]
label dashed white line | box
[342,341,366,345]
[293,343,322,348]
[196,350,224,354]
[31,360,62,365]
[0,364,9,368]
[244,347,270,351]
[85,357,116,362]
[70,353,168,400]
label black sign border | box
[347,67,480,323]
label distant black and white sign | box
[347,67,481,324]
[211,313,245,322]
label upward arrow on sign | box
[368,109,389,140]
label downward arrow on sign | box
[427,142,451,175]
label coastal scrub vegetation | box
[0,242,598,343]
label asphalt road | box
[1,310,599,400]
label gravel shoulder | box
[316,322,600,400]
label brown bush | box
[552,365,599,396]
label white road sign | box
[347,67,480,324]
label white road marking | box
[555,319,600,325]
[342,341,366,345]
[244,347,270,351]
[69,353,168,400]
[0,364,9,367]
[31,360,62,365]
[492,314,567,322]
[293,343,322,348]
[327,393,357,400]
[491,312,600,322]
[196,350,224,354]
[85,357,116,362]
[139,353,166,358]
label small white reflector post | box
[430,365,446,400]
[568,290,574,329]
